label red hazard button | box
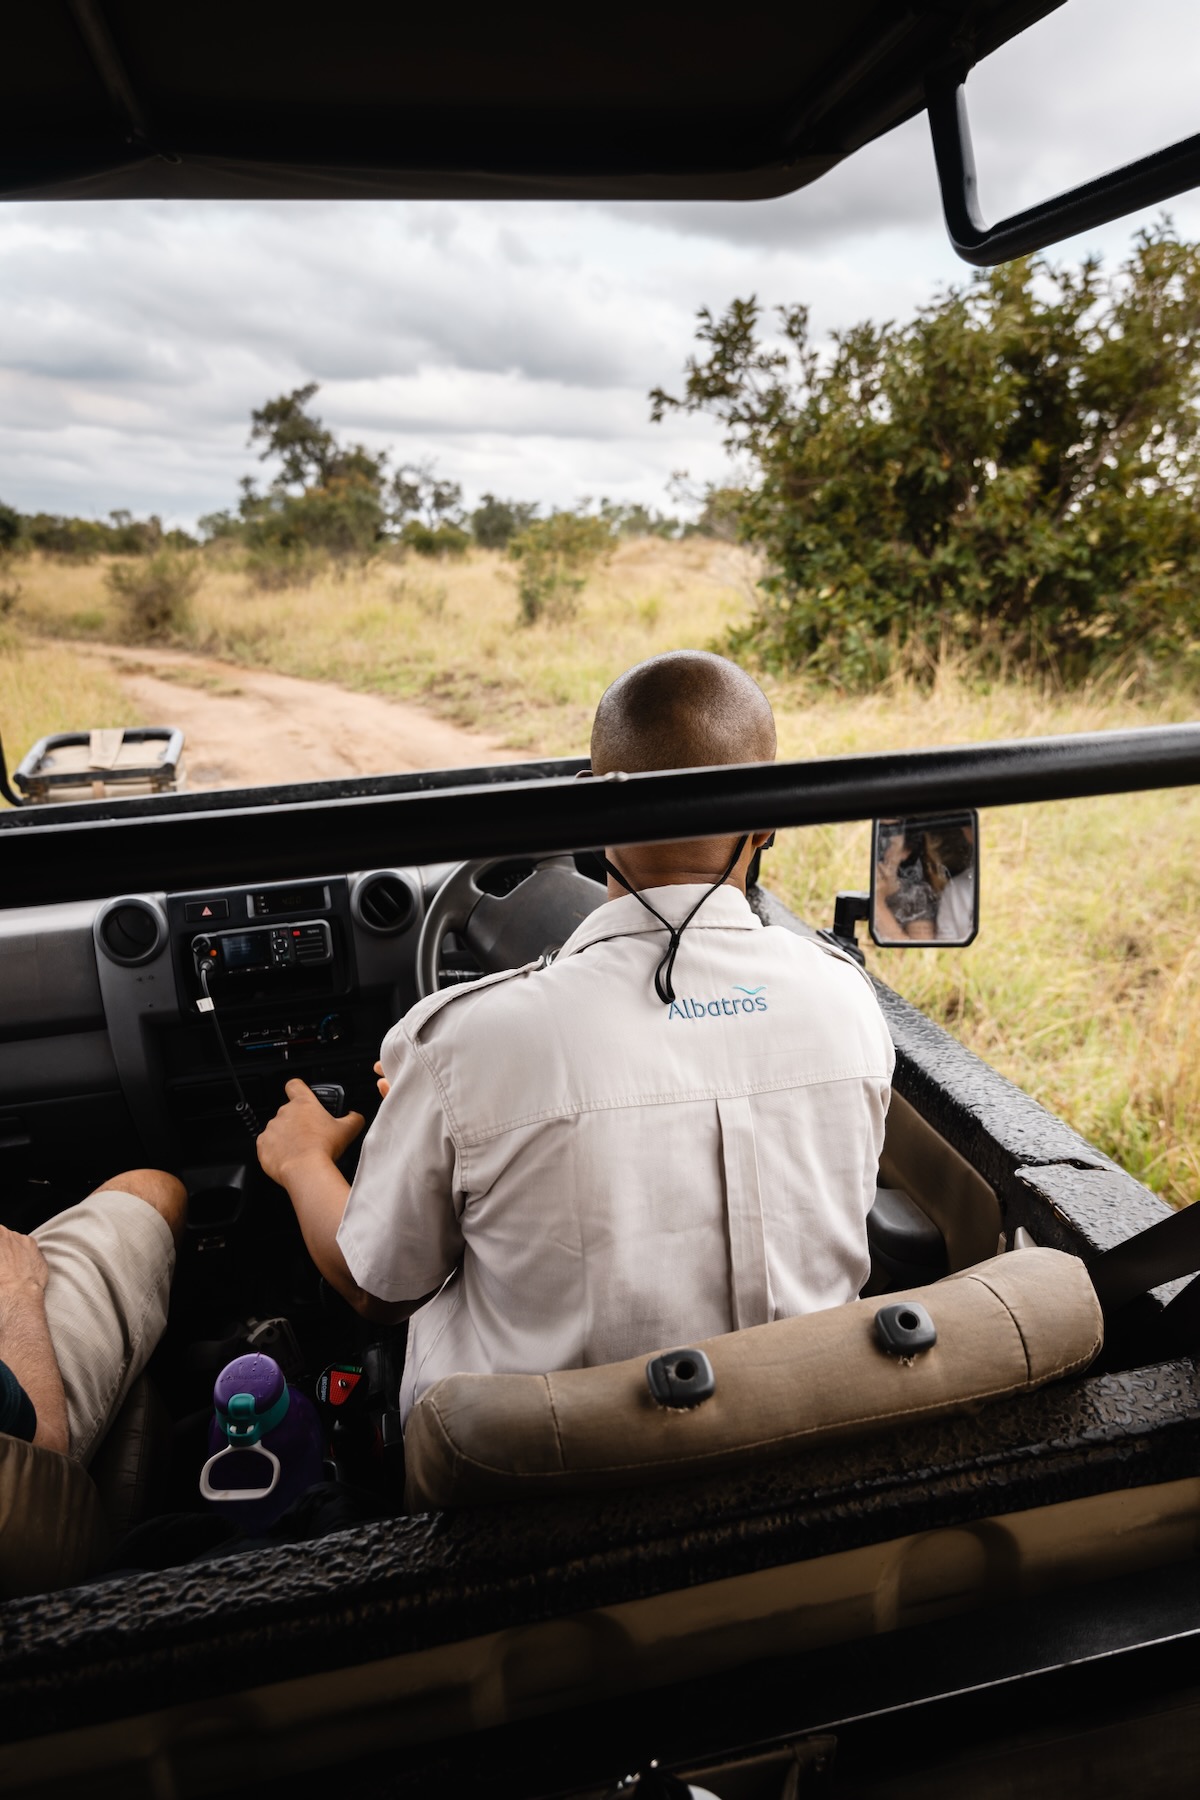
[185,899,230,922]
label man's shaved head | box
[591,650,776,775]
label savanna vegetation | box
[1,383,683,637]
[655,221,1200,691]
[2,228,1198,1206]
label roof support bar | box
[67,0,177,162]
[2,723,1198,908]
[926,71,1200,267]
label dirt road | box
[75,643,523,789]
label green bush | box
[23,515,110,561]
[0,501,21,559]
[399,520,470,559]
[12,509,184,562]
[653,223,1200,689]
[469,494,538,549]
[241,478,385,564]
[106,510,163,555]
[508,512,613,626]
[104,550,201,643]
[240,542,323,592]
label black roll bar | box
[926,72,1200,268]
[1,723,1197,909]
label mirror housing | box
[870,811,979,948]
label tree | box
[250,384,337,489]
[470,493,539,549]
[595,498,680,538]
[390,460,464,531]
[107,509,164,555]
[241,384,388,565]
[651,221,1200,687]
[0,500,21,559]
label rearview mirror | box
[870,811,978,947]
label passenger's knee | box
[93,1170,188,1244]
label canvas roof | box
[2,0,1066,202]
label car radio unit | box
[192,921,334,980]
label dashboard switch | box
[185,899,230,922]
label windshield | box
[1,0,1198,1206]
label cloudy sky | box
[3,0,1200,530]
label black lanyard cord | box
[603,834,749,1005]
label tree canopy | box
[205,388,550,571]
[248,384,385,494]
[652,221,1200,687]
[232,383,389,564]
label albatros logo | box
[668,985,768,1021]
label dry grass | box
[763,663,1200,1208]
[0,631,143,783]
[9,540,755,754]
[6,548,1200,1206]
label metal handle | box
[927,70,1200,268]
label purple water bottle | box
[200,1352,326,1533]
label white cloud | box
[1,0,1199,527]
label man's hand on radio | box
[374,1059,390,1101]
[257,1078,364,1188]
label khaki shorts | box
[34,1190,175,1465]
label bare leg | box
[92,1170,187,1246]
[35,1174,185,1462]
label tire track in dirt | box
[72,643,526,790]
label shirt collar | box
[557,883,761,960]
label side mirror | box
[870,811,979,948]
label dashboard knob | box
[318,1014,346,1045]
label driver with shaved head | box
[593,647,778,772]
[259,651,894,1424]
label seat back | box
[879,1091,1002,1271]
[404,1248,1103,1510]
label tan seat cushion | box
[405,1248,1103,1510]
[0,1435,111,1599]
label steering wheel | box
[415,855,607,998]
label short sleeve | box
[0,1358,36,1443]
[337,1027,463,1303]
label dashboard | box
[0,867,442,1220]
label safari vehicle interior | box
[3,4,1200,1799]
[0,809,998,1529]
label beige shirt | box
[337,885,895,1422]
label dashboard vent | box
[96,897,167,966]
[354,872,418,936]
